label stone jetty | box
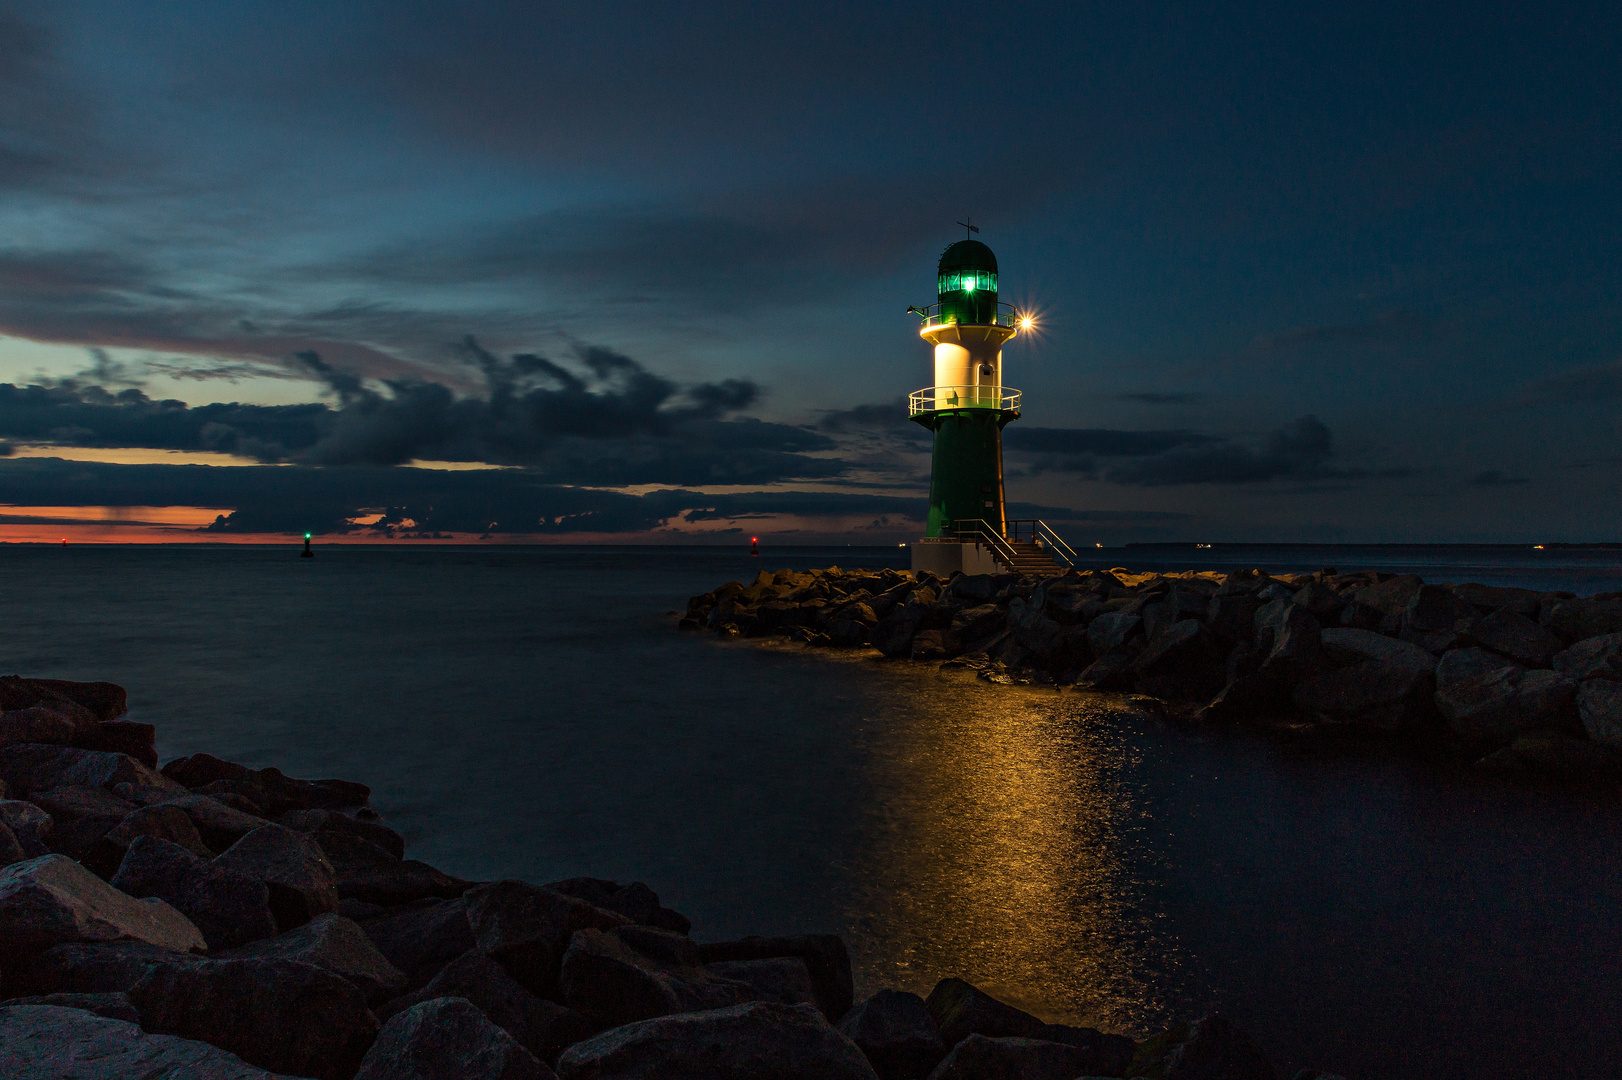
[0,674,1342,1078]
[683,566,1622,778]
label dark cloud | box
[1514,357,1622,407]
[1469,469,1529,487]
[1005,427,1217,458]
[1114,392,1204,405]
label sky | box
[0,1,1618,544]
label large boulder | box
[1403,585,1477,634]
[1577,679,1622,748]
[0,1003,302,1079]
[836,989,945,1080]
[0,745,181,799]
[1206,595,1260,645]
[0,854,205,958]
[157,794,271,851]
[923,978,1041,1047]
[1552,632,1622,681]
[1349,575,1422,616]
[697,934,853,1023]
[554,1000,879,1080]
[1294,630,1437,729]
[219,912,406,1004]
[0,677,127,723]
[1087,612,1141,653]
[111,836,280,951]
[558,926,751,1028]
[705,956,818,1009]
[0,707,77,749]
[1452,583,1542,618]
[314,827,472,905]
[1254,601,1322,679]
[211,824,339,929]
[30,785,138,861]
[871,610,926,658]
[545,878,690,934]
[0,822,25,867]
[1127,1012,1276,1080]
[283,807,406,859]
[356,997,551,1080]
[1462,609,1564,668]
[360,896,477,991]
[922,1033,1101,1080]
[378,949,592,1064]
[0,991,140,1022]
[85,804,213,879]
[1434,648,1577,743]
[465,880,629,996]
[0,799,52,857]
[1545,599,1622,642]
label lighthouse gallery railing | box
[908,385,1021,416]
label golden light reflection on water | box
[830,661,1190,1035]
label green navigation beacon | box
[906,222,1039,576]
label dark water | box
[4,542,1621,1080]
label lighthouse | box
[908,228,1055,576]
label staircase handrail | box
[947,519,1022,570]
[1004,519,1079,569]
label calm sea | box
[3,542,1621,1080]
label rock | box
[1254,583,1294,603]
[1545,598,1622,642]
[1553,632,1622,681]
[910,630,961,662]
[836,989,945,1080]
[1029,1024,1135,1074]
[220,912,406,1004]
[0,821,25,866]
[1451,582,1542,618]
[1289,581,1345,618]
[923,978,1041,1048]
[283,807,405,859]
[157,794,270,851]
[112,836,280,951]
[0,799,52,856]
[1254,600,1322,679]
[696,934,853,1023]
[465,880,629,996]
[1134,620,1215,673]
[0,677,128,723]
[0,854,205,958]
[109,834,206,900]
[1206,594,1260,644]
[85,804,213,878]
[315,827,472,905]
[0,707,77,748]
[1434,649,1577,744]
[162,752,253,789]
[1319,628,1436,675]
[923,1033,1100,1080]
[87,720,158,769]
[30,785,138,860]
[1350,574,1423,616]
[871,610,925,658]
[1128,1012,1277,1080]
[128,956,378,1080]
[1291,661,1430,730]
[0,990,140,1022]
[554,1000,879,1080]
[1577,679,1622,747]
[705,956,818,1008]
[1087,611,1141,652]
[1075,650,1137,691]
[1403,585,1477,634]
[197,766,369,819]
[356,996,551,1080]
[361,896,477,991]
[1506,731,1622,776]
[558,926,751,1028]
[952,603,1008,642]
[545,878,690,934]
[0,745,181,799]
[0,1003,301,1079]
[379,949,592,1064]
[1462,609,1564,668]
[212,824,339,929]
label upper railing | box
[908,385,1021,416]
[1007,519,1080,568]
[907,301,1024,331]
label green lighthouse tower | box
[907,231,1039,575]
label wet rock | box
[283,807,405,859]
[697,934,853,1023]
[554,1000,879,1080]
[0,745,181,799]
[465,880,629,996]
[1076,649,1137,691]
[0,707,77,748]
[219,911,406,1004]
[1577,679,1622,747]
[1291,661,1431,730]
[1350,574,1423,616]
[871,610,926,658]
[0,990,140,1022]
[112,836,280,951]
[128,956,378,1080]
[1544,598,1622,642]
[1552,632,1622,681]
[545,878,690,934]
[559,926,751,1028]
[159,794,271,851]
[314,827,472,905]
[836,989,945,1080]
[1462,609,1564,668]
[0,1003,300,1080]
[0,854,205,958]
[1434,649,1577,744]
[1128,1012,1277,1080]
[952,603,1008,642]
[378,949,592,1064]
[85,803,213,879]
[910,630,961,662]
[1452,582,1542,618]
[360,896,477,992]
[705,956,818,1008]
[923,1033,1100,1080]
[924,978,1041,1048]
[0,799,52,856]
[357,996,551,1080]
[211,824,339,930]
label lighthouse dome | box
[936,239,999,324]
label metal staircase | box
[1000,540,1064,574]
[947,519,1078,575]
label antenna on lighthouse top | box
[956,217,979,240]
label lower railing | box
[1007,519,1079,568]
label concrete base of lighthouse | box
[909,539,1003,577]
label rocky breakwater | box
[0,675,1348,1079]
[683,566,1622,778]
